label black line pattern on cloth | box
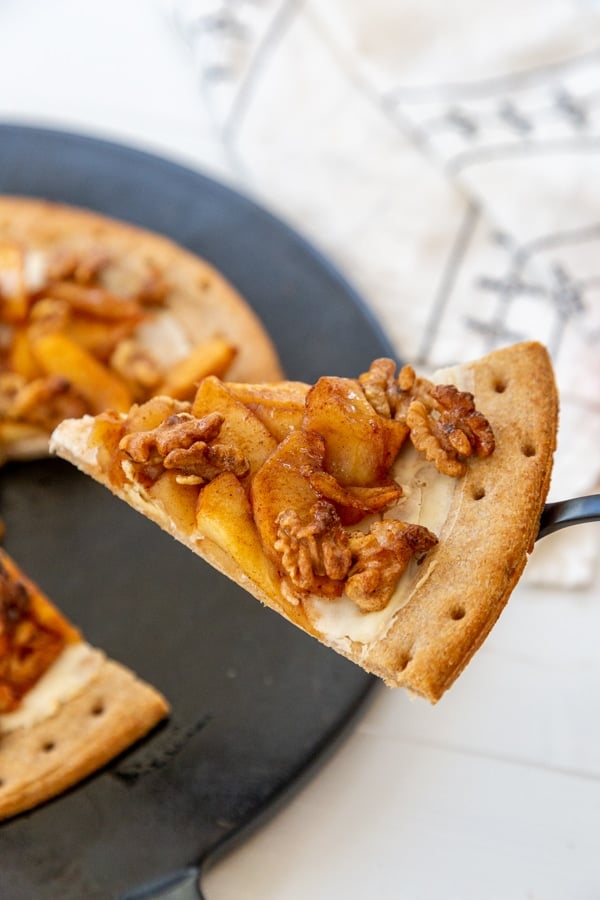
[383,52,600,170]
[172,7,600,379]
[222,0,300,144]
[174,0,300,141]
[416,218,600,364]
[183,0,259,83]
[406,86,594,141]
[416,200,480,364]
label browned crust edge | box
[51,341,559,702]
[0,657,169,821]
[50,420,317,637]
[0,195,283,461]
[359,341,559,700]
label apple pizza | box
[0,548,169,821]
[0,196,282,465]
[51,341,558,702]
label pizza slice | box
[0,196,282,465]
[51,341,558,702]
[0,549,169,820]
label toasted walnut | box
[163,441,249,483]
[359,358,495,476]
[119,410,249,485]
[394,364,440,421]
[119,412,224,463]
[397,364,416,391]
[407,384,495,477]
[136,265,169,306]
[345,520,438,613]
[10,376,88,429]
[274,501,352,593]
[0,373,26,416]
[46,247,111,285]
[0,372,87,429]
[359,359,440,423]
[358,358,399,418]
[110,339,163,400]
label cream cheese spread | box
[0,642,104,734]
[308,364,474,646]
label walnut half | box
[407,384,495,477]
[119,410,249,485]
[274,501,352,594]
[359,359,495,477]
[346,521,438,612]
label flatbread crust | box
[0,656,169,821]
[362,341,558,699]
[0,195,283,462]
[0,550,169,820]
[51,342,558,702]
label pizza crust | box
[51,342,559,702]
[0,195,283,463]
[358,341,558,699]
[0,656,168,821]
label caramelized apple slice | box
[148,469,200,535]
[307,470,403,525]
[124,395,190,434]
[226,382,309,441]
[160,337,237,400]
[196,472,279,596]
[192,376,277,478]
[31,332,132,413]
[9,328,42,380]
[250,429,325,554]
[303,376,408,486]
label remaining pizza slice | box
[0,549,168,820]
[0,196,282,465]
[51,341,558,702]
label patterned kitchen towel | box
[169,0,600,586]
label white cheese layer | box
[135,312,191,368]
[0,248,46,297]
[23,249,48,293]
[0,642,104,734]
[308,364,473,646]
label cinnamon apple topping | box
[0,240,238,446]
[97,359,495,617]
[0,553,79,713]
[120,411,249,486]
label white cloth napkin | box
[169,0,600,587]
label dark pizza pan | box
[0,125,394,899]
